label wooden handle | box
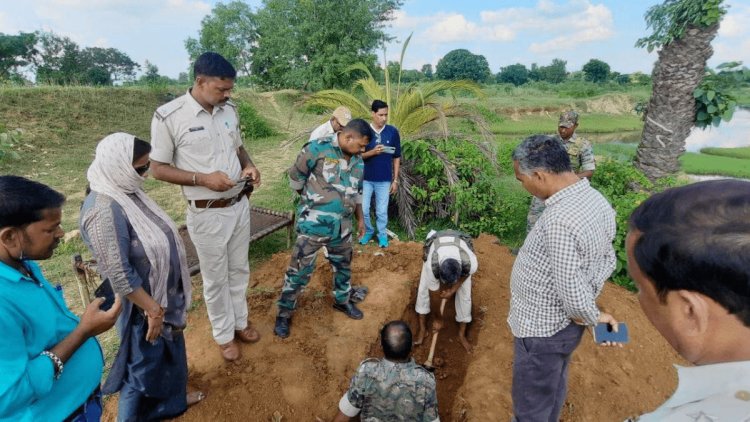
[439,298,447,316]
[424,331,439,367]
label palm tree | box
[634,0,725,181]
[306,35,491,237]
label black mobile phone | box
[94,279,115,311]
[593,322,629,344]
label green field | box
[700,146,750,160]
[679,152,750,179]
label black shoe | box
[332,302,363,320]
[274,316,290,338]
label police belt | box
[191,192,245,208]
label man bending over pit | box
[414,229,478,353]
[334,321,439,422]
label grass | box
[679,152,750,179]
[488,113,643,135]
[595,142,637,162]
[700,146,750,160]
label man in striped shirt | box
[508,134,620,422]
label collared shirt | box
[560,133,596,173]
[339,358,440,422]
[150,90,244,200]
[633,361,750,421]
[310,120,335,141]
[421,230,478,291]
[508,178,616,338]
[0,261,104,422]
[289,135,363,239]
[364,124,401,182]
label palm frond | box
[306,89,370,118]
[352,77,384,103]
[344,63,375,80]
[395,33,413,102]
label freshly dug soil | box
[103,234,683,421]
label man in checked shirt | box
[508,134,621,422]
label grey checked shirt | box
[508,178,616,338]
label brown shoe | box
[235,325,261,343]
[219,340,240,362]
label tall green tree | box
[582,59,610,83]
[79,47,140,83]
[435,49,491,83]
[34,32,82,84]
[634,0,726,180]
[536,58,567,83]
[421,64,433,80]
[0,32,37,81]
[184,1,256,76]
[496,63,529,86]
[250,0,402,90]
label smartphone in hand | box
[593,322,629,344]
[94,279,115,311]
[382,146,396,154]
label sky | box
[1,0,748,79]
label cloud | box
[718,3,749,38]
[0,11,18,33]
[422,13,515,43]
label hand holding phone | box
[593,322,629,344]
[382,146,396,154]
[94,279,115,312]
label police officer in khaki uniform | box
[150,52,261,362]
[526,110,596,232]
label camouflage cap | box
[332,106,352,126]
[558,110,579,128]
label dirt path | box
[103,235,683,421]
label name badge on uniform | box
[188,126,205,132]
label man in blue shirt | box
[0,176,121,421]
[359,100,401,248]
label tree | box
[307,35,489,236]
[178,72,189,84]
[496,63,529,86]
[435,49,491,83]
[582,59,611,83]
[79,47,139,83]
[141,61,161,85]
[421,64,433,80]
[184,1,256,76]
[34,32,83,84]
[536,58,567,83]
[634,0,726,180]
[250,0,402,90]
[0,32,37,81]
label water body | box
[584,108,750,151]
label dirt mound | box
[103,235,682,421]
[585,94,637,115]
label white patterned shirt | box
[508,178,616,338]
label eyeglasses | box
[134,161,150,176]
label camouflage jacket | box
[340,358,439,422]
[288,135,363,239]
[559,133,596,172]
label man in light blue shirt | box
[0,176,120,421]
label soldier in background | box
[526,110,596,232]
[334,321,439,422]
[274,119,370,339]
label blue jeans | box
[362,181,390,236]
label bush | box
[236,101,277,140]
[0,125,21,162]
[590,160,682,290]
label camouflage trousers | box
[526,196,546,233]
[277,233,353,318]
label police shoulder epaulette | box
[224,99,237,108]
[154,98,185,120]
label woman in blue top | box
[79,133,204,421]
[0,175,121,421]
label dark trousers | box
[512,323,585,422]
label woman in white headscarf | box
[79,133,204,421]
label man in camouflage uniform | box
[274,119,371,339]
[526,110,596,232]
[334,321,439,422]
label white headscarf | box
[84,132,192,321]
